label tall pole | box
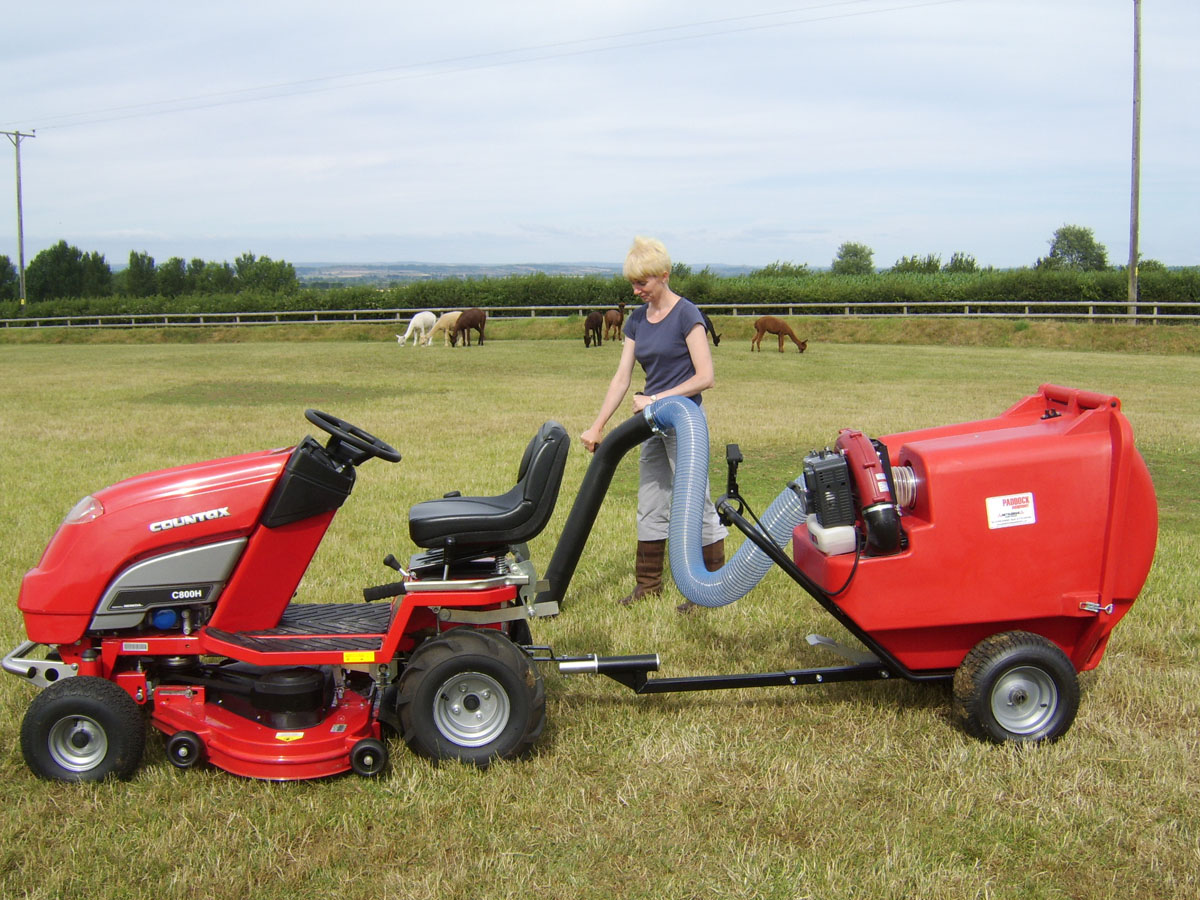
[3,129,35,306]
[1127,0,1142,320]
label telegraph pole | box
[3,129,35,305]
[1127,0,1142,320]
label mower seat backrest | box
[406,421,570,552]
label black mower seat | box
[407,421,570,551]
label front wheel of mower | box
[21,677,146,782]
[396,628,545,767]
[165,730,205,770]
[953,631,1079,744]
[349,738,388,777]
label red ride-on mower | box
[5,386,1157,781]
[7,411,571,780]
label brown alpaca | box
[450,307,487,347]
[751,316,807,353]
[603,303,625,342]
[584,310,604,347]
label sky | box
[1,0,1196,271]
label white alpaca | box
[397,310,437,346]
[425,310,462,346]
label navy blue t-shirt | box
[624,298,706,404]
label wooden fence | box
[2,300,1197,329]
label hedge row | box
[685,269,1200,316]
[2,268,1197,321]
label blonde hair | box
[623,236,671,282]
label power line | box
[10,0,968,132]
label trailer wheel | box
[396,629,545,767]
[953,631,1079,744]
[21,677,146,782]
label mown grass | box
[0,328,1197,900]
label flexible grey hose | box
[648,397,808,608]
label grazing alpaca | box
[397,310,436,346]
[584,310,604,347]
[450,307,487,347]
[751,316,807,353]
[425,311,462,346]
[700,310,721,346]
[603,303,626,342]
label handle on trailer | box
[1040,384,1120,412]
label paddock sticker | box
[986,492,1036,529]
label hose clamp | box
[643,404,664,435]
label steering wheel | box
[304,409,401,464]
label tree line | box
[770,225,1161,278]
[1,225,1192,319]
[0,242,297,303]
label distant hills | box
[294,262,756,285]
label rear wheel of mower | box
[953,631,1079,744]
[396,628,545,767]
[21,677,146,782]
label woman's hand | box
[631,392,656,414]
[581,426,603,453]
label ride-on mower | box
[5,385,1157,781]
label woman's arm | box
[581,338,638,452]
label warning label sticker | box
[986,492,1036,529]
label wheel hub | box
[48,715,108,772]
[991,666,1058,735]
[432,671,510,747]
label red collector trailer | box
[795,384,1157,673]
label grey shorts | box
[637,430,730,544]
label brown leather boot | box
[702,539,725,571]
[619,539,665,606]
[677,539,725,614]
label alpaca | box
[751,316,807,353]
[425,311,462,346]
[397,310,436,346]
[584,311,604,347]
[450,308,487,347]
[603,303,625,342]
[700,310,721,346]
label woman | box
[581,237,727,613]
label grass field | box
[1,326,1197,900]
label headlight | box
[63,495,104,525]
